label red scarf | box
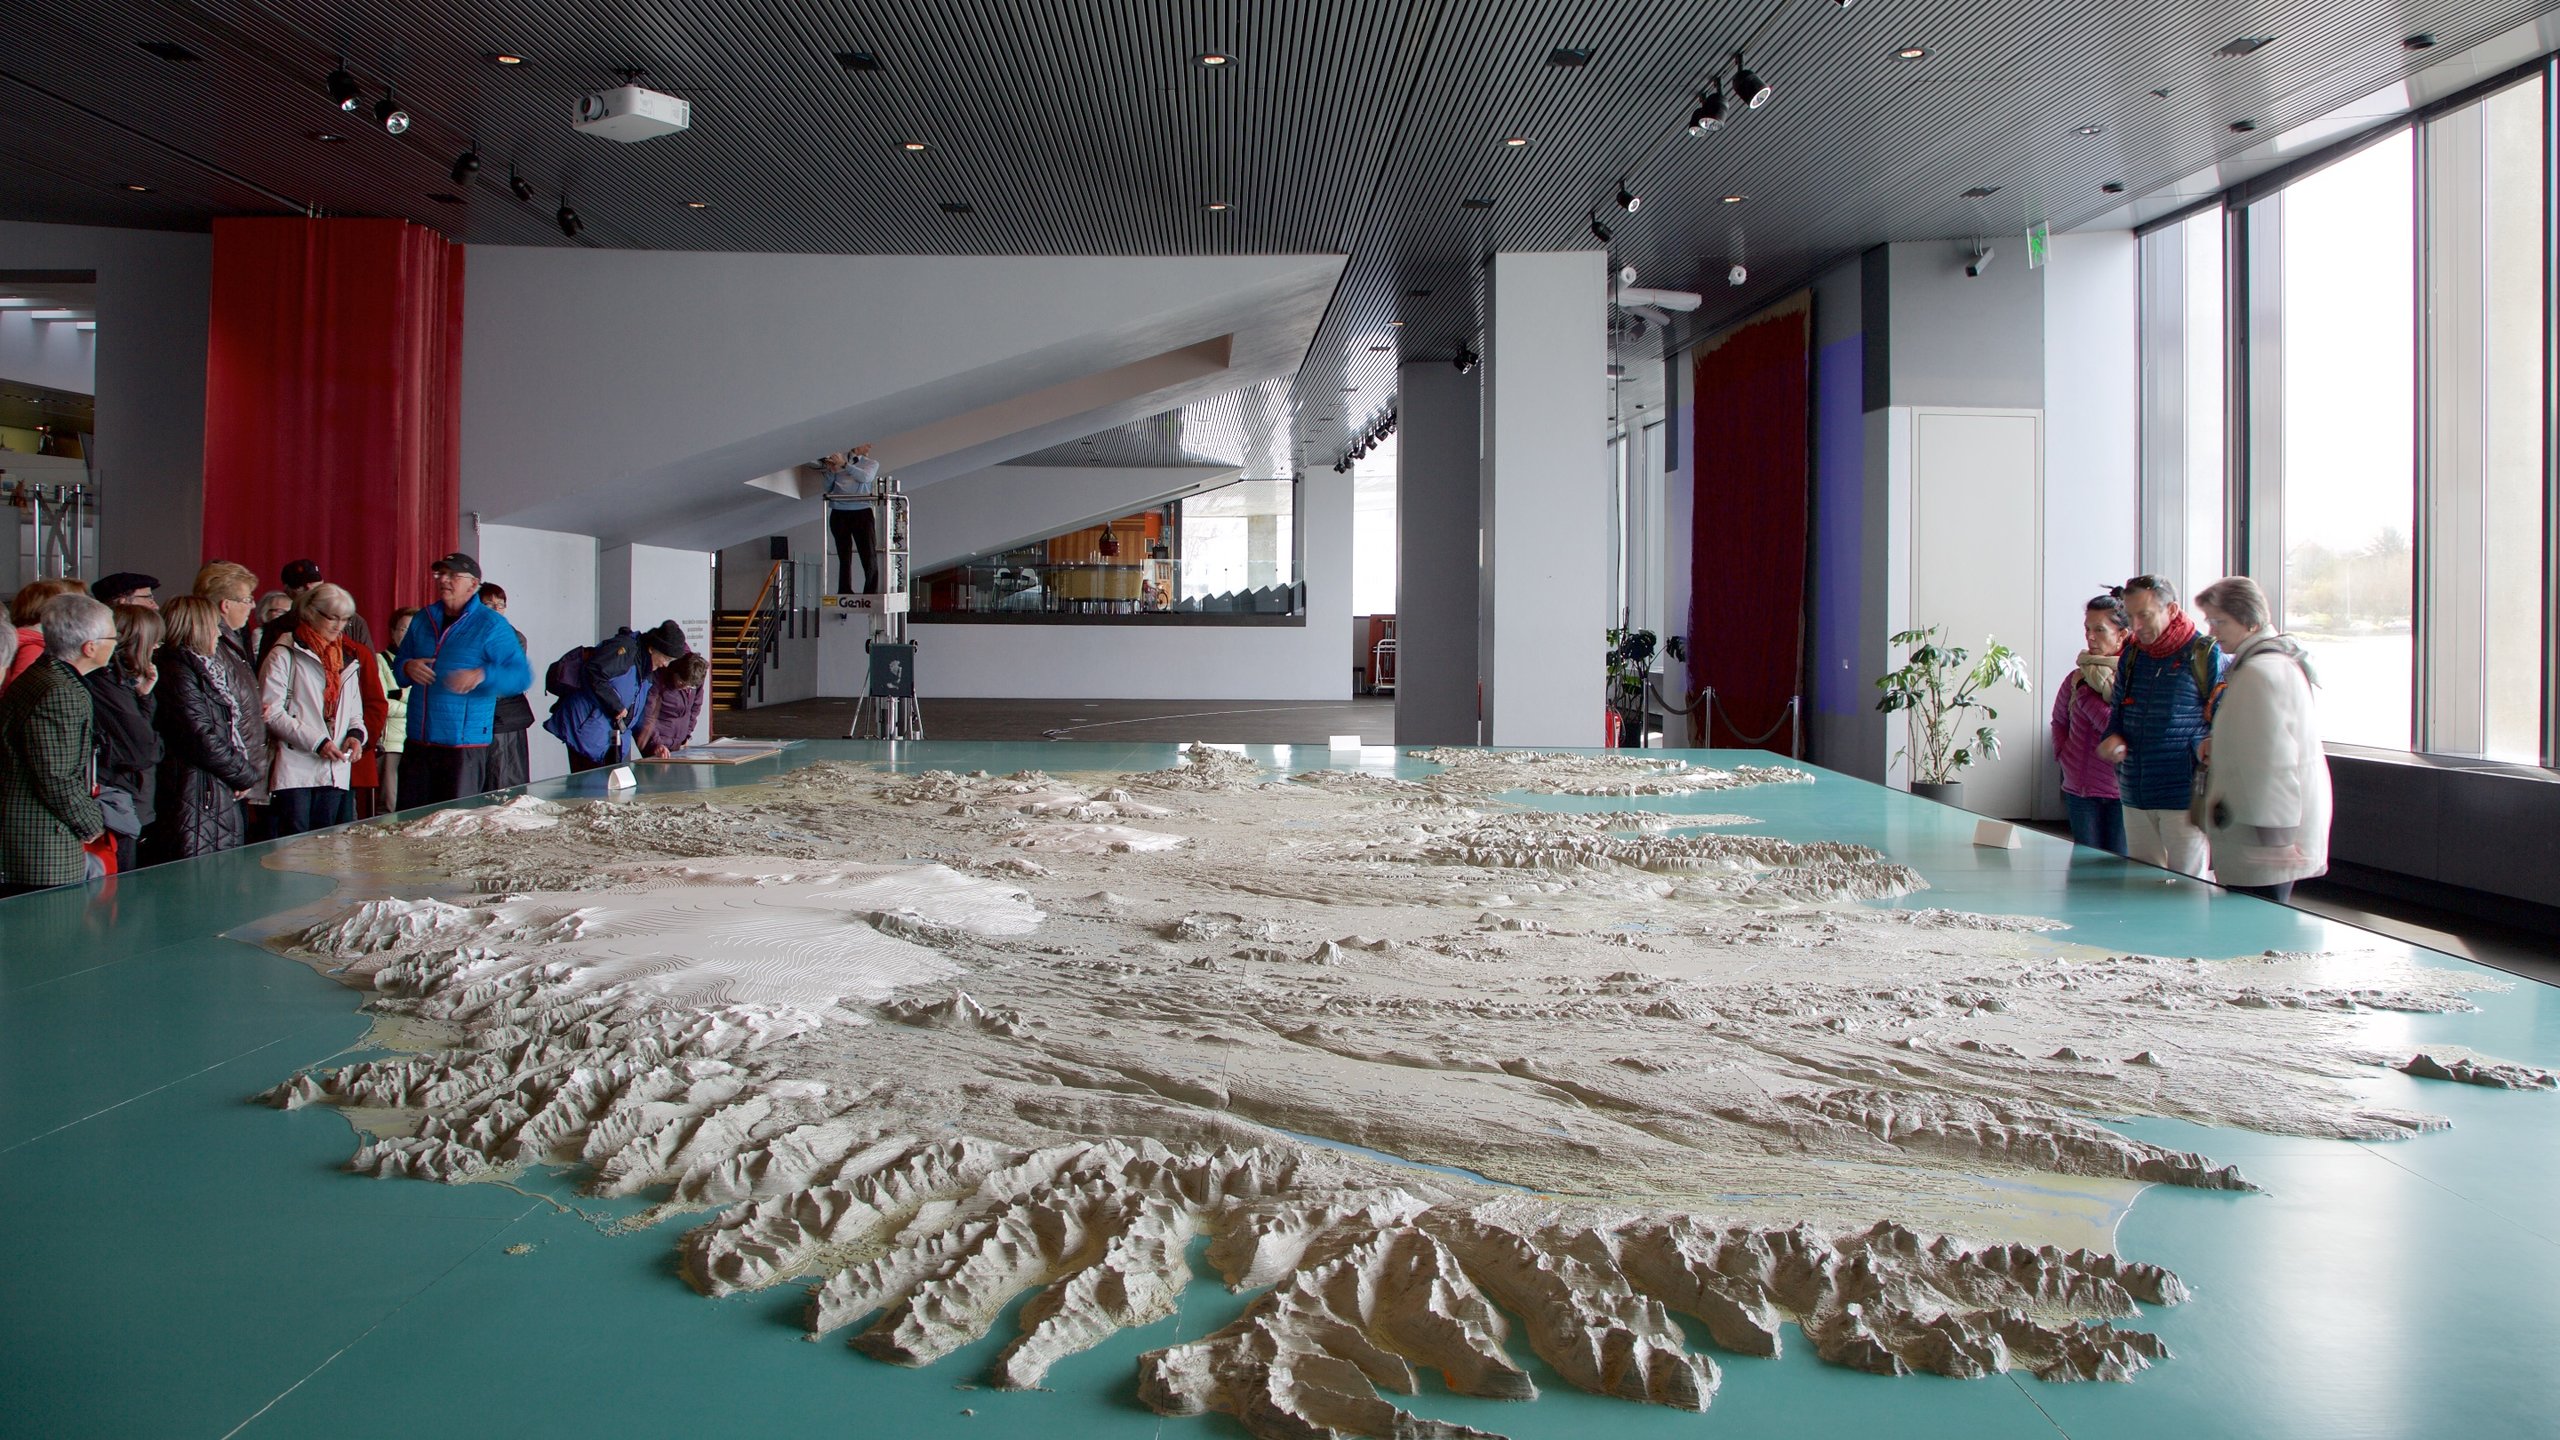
[2135,607,2198,660]
[296,622,346,717]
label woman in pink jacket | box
[2051,588,2131,855]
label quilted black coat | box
[82,661,161,831]
[146,644,260,862]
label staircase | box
[710,610,758,708]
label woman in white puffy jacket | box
[260,582,368,837]
[2194,575,2331,902]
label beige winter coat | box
[2200,632,2331,888]
[260,634,368,793]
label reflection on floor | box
[717,695,1397,744]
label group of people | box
[2050,572,2331,901]
[0,550,710,898]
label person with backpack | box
[2095,574,2224,879]
[543,620,689,772]
[2193,576,2330,902]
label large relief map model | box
[251,749,2550,1439]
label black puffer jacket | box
[216,624,272,804]
[82,660,162,830]
[147,644,261,862]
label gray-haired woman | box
[2194,576,2330,903]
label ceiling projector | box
[573,85,690,142]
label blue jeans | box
[271,786,354,838]
[2064,792,2126,856]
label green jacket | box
[0,656,105,887]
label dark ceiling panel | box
[3,0,2553,467]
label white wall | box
[0,310,96,396]
[1394,359,1482,743]
[1483,251,1611,747]
[2040,231,2142,819]
[849,469,1354,700]
[473,522,599,781]
[0,221,210,589]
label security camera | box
[1965,245,1996,278]
[1727,264,1748,287]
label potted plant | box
[1605,627,1657,747]
[1873,626,2030,808]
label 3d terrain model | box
[251,750,2539,1439]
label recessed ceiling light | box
[2102,182,2126,194]
[75,322,97,332]
[835,50,885,72]
[2149,86,2176,99]
[1198,53,1231,66]
[2229,118,2257,133]
[1388,320,1404,327]
[683,200,710,209]
[1461,196,1495,210]
[308,131,347,142]
[2219,35,2275,56]
[1548,47,1595,67]
[1204,201,1229,211]
[901,140,927,151]
[136,41,200,61]
[124,184,152,192]
[1317,415,1333,421]
[427,192,464,204]
[939,201,973,214]
[2403,32,2438,49]
[1406,289,1431,298]
[1896,46,1928,60]
[2076,124,2103,135]
[487,52,526,65]
[29,310,84,321]
[1962,185,2001,198]
[1721,193,1746,204]
[1503,136,1528,147]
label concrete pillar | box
[1395,358,1484,743]
[1482,250,1611,746]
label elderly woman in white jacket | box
[2194,576,2331,902]
[259,582,368,838]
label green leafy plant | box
[1873,626,2030,785]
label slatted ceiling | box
[5,0,2553,465]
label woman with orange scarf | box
[258,582,369,837]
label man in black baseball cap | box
[429,552,482,579]
[389,548,527,806]
[91,572,159,608]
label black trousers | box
[830,505,879,595]
[271,786,354,837]
[487,728,531,791]
[402,743,489,807]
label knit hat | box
[642,619,689,658]
[281,558,324,589]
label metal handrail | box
[729,560,787,708]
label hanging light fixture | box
[508,170,535,202]
[1731,52,1771,109]
[555,202,583,238]
[326,68,361,112]
[449,148,481,185]
[1688,82,1727,135]
[1615,183,1641,213]
[374,91,411,135]
[1097,523,1120,556]
[1588,211,1613,245]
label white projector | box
[573,85,690,142]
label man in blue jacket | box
[2096,574,2224,879]
[393,552,531,807]
[543,620,688,771]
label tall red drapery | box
[202,217,463,636]
[1687,300,1810,753]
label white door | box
[1911,409,2043,818]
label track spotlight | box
[1453,346,1478,375]
[1615,184,1641,214]
[556,202,583,238]
[1588,211,1613,245]
[449,149,481,185]
[1688,83,1727,135]
[1728,264,1749,286]
[509,171,535,202]
[1731,52,1771,109]
[326,68,361,112]
[374,93,410,135]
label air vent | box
[136,41,200,61]
[1962,185,2001,198]
[1460,196,1495,210]
[1547,47,1594,67]
[2219,36,2275,56]
[938,200,973,214]
[834,50,885,72]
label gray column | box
[1394,358,1482,743]
[1482,250,1611,746]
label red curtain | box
[1687,302,1810,753]
[203,218,463,636]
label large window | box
[912,477,1302,620]
[2268,130,2418,751]
[2139,65,2555,767]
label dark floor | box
[716,695,1399,744]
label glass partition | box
[912,477,1302,620]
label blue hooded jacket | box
[2102,635,2224,810]
[394,595,532,747]
[542,629,655,762]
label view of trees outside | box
[2278,130,2415,750]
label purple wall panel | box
[1809,334,1865,717]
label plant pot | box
[1910,781,1965,808]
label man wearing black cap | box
[389,552,531,806]
[91,573,159,609]
[541,619,690,772]
[257,559,327,666]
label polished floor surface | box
[3,744,2554,1439]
